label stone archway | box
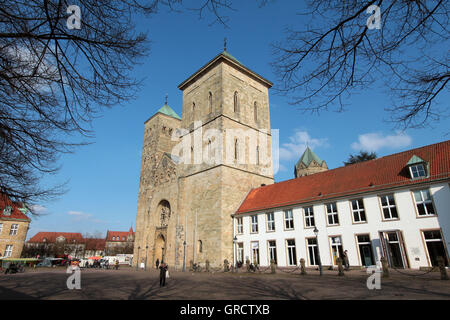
[154,234,166,263]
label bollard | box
[189,260,194,272]
[270,259,276,274]
[437,257,449,280]
[246,258,251,272]
[300,258,307,275]
[205,260,210,273]
[337,257,344,276]
[223,259,229,272]
[380,257,389,278]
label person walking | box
[343,250,350,270]
[159,261,168,287]
[156,258,160,270]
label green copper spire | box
[157,103,181,120]
[297,147,324,167]
[406,155,426,166]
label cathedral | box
[133,50,275,269]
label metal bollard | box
[337,257,344,276]
[270,259,276,274]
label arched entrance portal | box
[154,234,166,263]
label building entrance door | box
[155,234,166,263]
[357,234,374,267]
[380,231,408,268]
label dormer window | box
[410,164,427,178]
[406,155,428,179]
[3,206,12,216]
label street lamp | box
[136,246,141,271]
[144,245,148,271]
[182,240,187,272]
[313,227,323,276]
[233,236,238,272]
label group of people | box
[82,259,120,270]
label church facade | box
[134,51,275,269]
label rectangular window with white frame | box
[380,194,399,220]
[237,242,244,264]
[266,212,275,232]
[236,217,243,234]
[413,189,436,216]
[250,215,258,233]
[4,245,13,257]
[251,241,260,265]
[9,224,18,236]
[351,199,367,223]
[409,164,427,179]
[268,240,277,264]
[284,209,294,230]
[304,206,315,228]
[326,203,339,225]
[286,239,297,266]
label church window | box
[233,91,239,113]
[256,146,260,165]
[208,92,213,113]
[254,101,258,122]
[192,102,196,120]
[207,140,212,159]
[234,139,239,161]
[198,240,203,253]
[326,202,339,225]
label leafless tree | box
[271,0,449,129]
[0,0,233,211]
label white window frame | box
[304,206,315,228]
[326,203,339,226]
[251,241,260,265]
[237,242,244,263]
[284,209,294,230]
[380,194,399,220]
[4,245,13,257]
[267,240,277,264]
[413,189,436,216]
[409,164,427,179]
[236,217,243,234]
[266,212,275,232]
[307,238,318,266]
[286,239,297,266]
[351,199,367,223]
[250,215,259,233]
[9,224,19,236]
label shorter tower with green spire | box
[294,147,328,178]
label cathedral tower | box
[294,146,328,178]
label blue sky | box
[27,1,450,239]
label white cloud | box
[31,205,48,214]
[351,131,412,152]
[279,130,329,161]
[67,210,104,224]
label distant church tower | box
[294,147,328,178]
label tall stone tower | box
[294,146,328,178]
[134,50,274,270]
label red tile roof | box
[0,194,31,221]
[106,228,134,242]
[84,238,106,251]
[28,232,84,243]
[236,140,450,215]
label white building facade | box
[233,141,450,270]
